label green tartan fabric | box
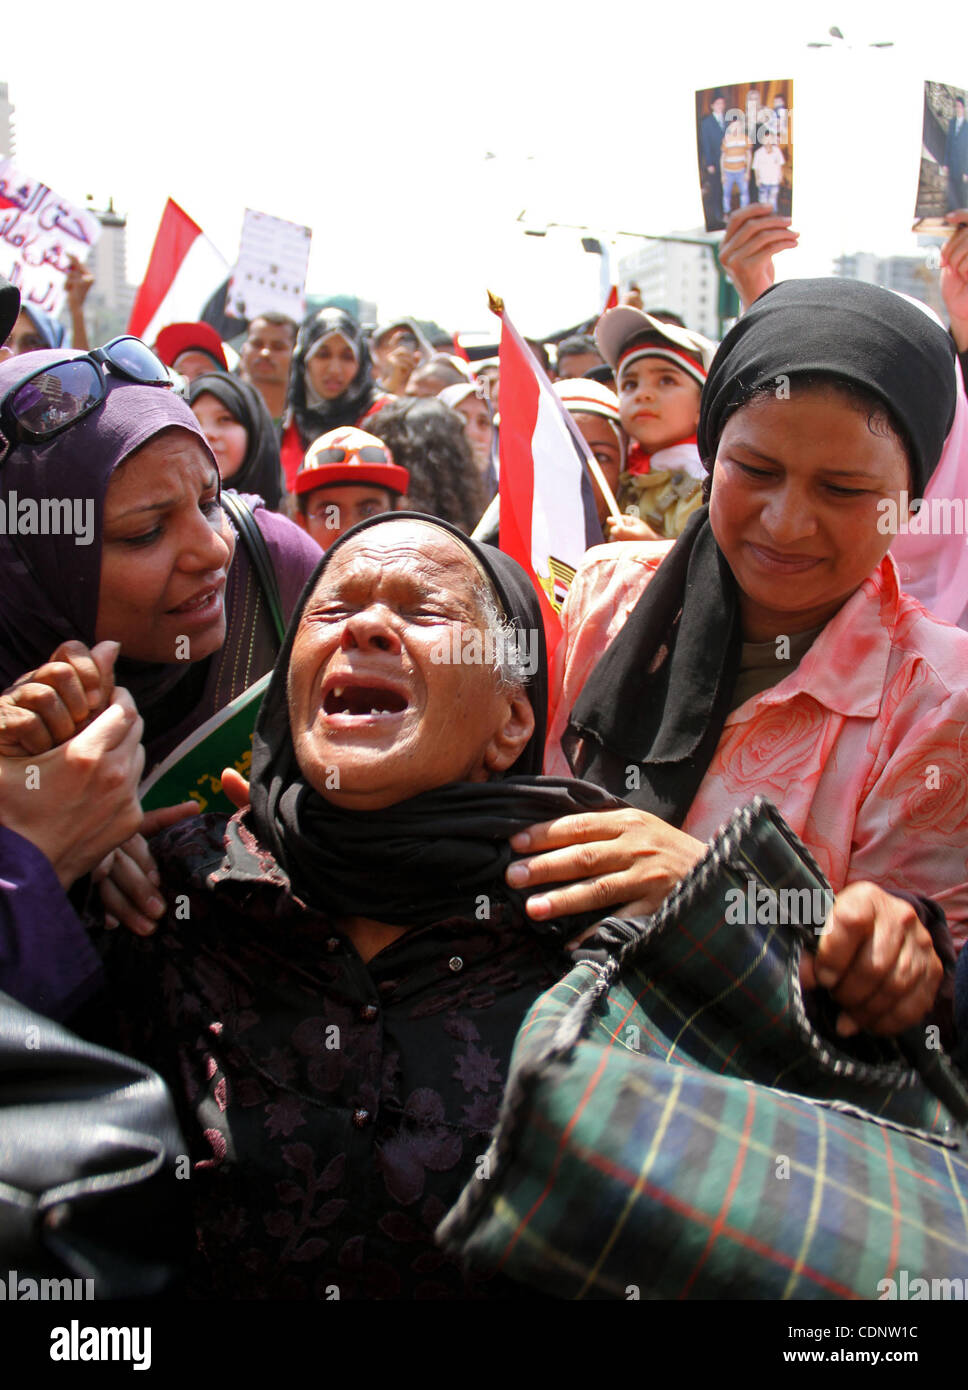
[596,798,964,1134]
[437,799,968,1299]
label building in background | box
[618,230,720,338]
[305,292,378,328]
[83,199,135,343]
[0,82,14,158]
[0,80,133,342]
[833,251,945,321]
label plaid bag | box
[437,798,968,1299]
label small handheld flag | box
[490,296,607,659]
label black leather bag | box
[0,990,189,1297]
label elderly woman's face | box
[709,386,909,641]
[287,521,534,811]
[97,429,236,663]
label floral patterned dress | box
[107,812,567,1299]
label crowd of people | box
[2,196,968,1301]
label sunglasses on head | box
[0,336,171,460]
[310,445,391,465]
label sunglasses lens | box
[307,444,390,467]
[9,360,102,437]
[106,336,170,383]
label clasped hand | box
[0,639,198,925]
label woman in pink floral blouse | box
[508,278,968,1040]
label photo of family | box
[695,80,793,233]
[913,81,968,233]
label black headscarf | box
[565,278,958,827]
[698,278,956,498]
[287,307,382,445]
[0,274,20,342]
[189,373,283,511]
[247,512,625,930]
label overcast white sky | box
[4,0,966,336]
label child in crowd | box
[721,115,751,218]
[292,427,409,551]
[594,308,716,539]
[752,130,785,212]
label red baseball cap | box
[293,427,410,496]
[154,321,229,372]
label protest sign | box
[227,208,311,321]
[0,160,101,317]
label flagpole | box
[582,452,622,522]
[486,291,623,523]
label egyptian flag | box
[493,298,602,660]
[128,199,228,344]
[603,284,619,311]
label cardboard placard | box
[228,208,311,322]
[0,160,100,317]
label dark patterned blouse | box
[107,811,568,1300]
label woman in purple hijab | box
[0,347,321,772]
[0,342,321,989]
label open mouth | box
[323,683,409,717]
[167,582,224,616]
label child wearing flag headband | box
[595,307,716,538]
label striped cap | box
[595,307,716,388]
[552,378,621,425]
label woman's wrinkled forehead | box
[310,519,491,604]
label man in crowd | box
[700,91,728,226]
[943,96,968,213]
[370,319,429,394]
[555,334,603,379]
[291,425,409,550]
[239,312,298,432]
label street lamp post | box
[521,217,739,337]
[807,24,893,48]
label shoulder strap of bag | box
[220,490,286,645]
